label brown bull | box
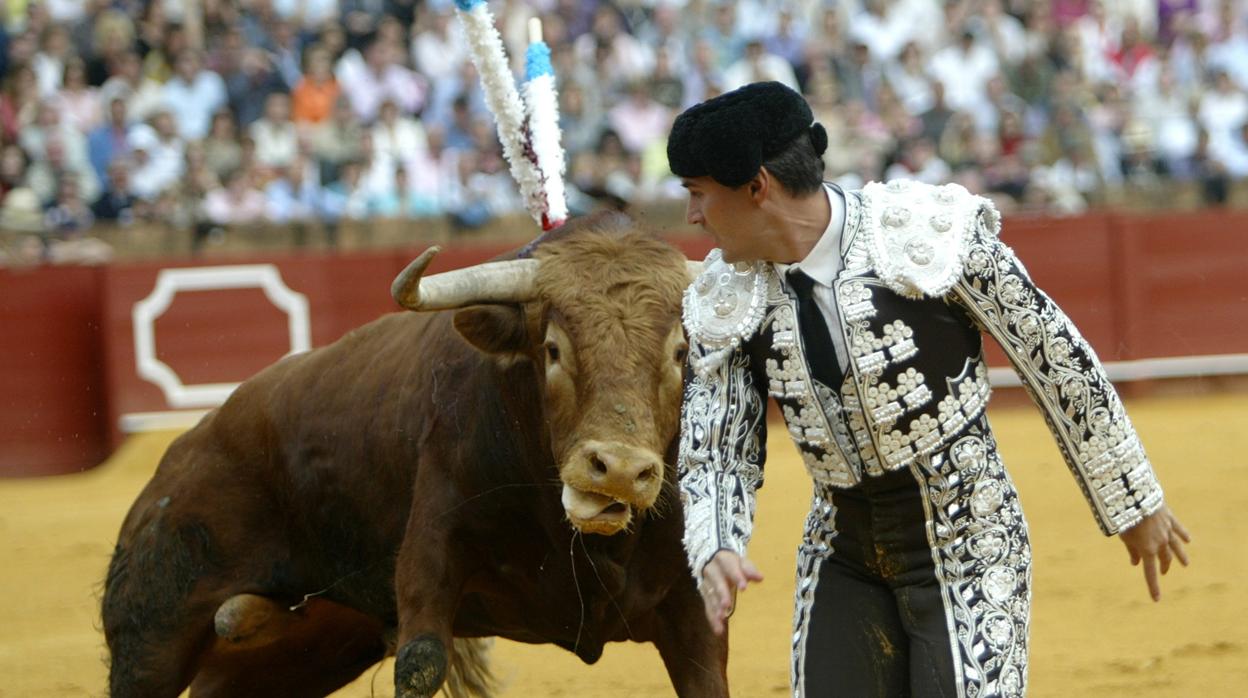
[101,217,726,697]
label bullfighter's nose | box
[575,441,663,503]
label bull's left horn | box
[392,247,541,311]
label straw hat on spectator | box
[0,188,46,233]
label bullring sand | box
[1,393,1243,696]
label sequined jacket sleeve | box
[950,216,1164,535]
[677,339,768,582]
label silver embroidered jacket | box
[677,180,1165,578]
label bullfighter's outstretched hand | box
[1119,505,1191,601]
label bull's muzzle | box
[560,440,664,535]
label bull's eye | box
[544,342,561,364]
[674,343,689,364]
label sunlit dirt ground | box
[1,392,1243,697]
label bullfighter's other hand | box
[700,550,764,635]
[1118,504,1191,602]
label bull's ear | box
[453,305,530,358]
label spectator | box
[889,44,930,114]
[0,145,28,200]
[929,27,1001,117]
[203,110,244,181]
[91,159,139,225]
[87,97,131,184]
[127,109,185,202]
[203,167,267,226]
[323,159,371,221]
[250,92,299,173]
[54,57,103,133]
[99,50,166,126]
[371,98,427,169]
[224,48,287,128]
[43,175,95,235]
[265,156,328,225]
[162,49,228,141]
[335,36,426,123]
[410,8,467,83]
[84,9,135,87]
[607,80,672,154]
[32,24,72,97]
[0,63,40,144]
[1199,69,1248,161]
[723,38,800,91]
[310,96,365,182]
[291,44,340,127]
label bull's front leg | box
[652,577,730,697]
[393,500,464,698]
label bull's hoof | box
[395,634,448,698]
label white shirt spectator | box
[928,39,1000,116]
[272,0,340,30]
[850,2,920,63]
[251,119,299,170]
[1134,75,1199,166]
[722,45,800,92]
[1198,76,1248,155]
[126,122,185,201]
[1209,30,1248,92]
[411,14,468,83]
[161,71,228,141]
[372,115,428,166]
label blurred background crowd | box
[2,0,1248,263]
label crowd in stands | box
[3,0,1248,263]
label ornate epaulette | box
[860,179,1000,299]
[683,249,769,374]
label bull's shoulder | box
[858,179,999,299]
[682,248,771,351]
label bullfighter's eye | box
[544,342,561,363]
[674,343,688,364]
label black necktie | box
[787,268,844,390]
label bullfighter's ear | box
[453,305,529,358]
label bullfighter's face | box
[682,176,765,263]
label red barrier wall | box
[0,266,109,475]
[2,211,1246,476]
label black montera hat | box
[668,81,828,187]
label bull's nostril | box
[591,456,609,476]
[637,465,657,482]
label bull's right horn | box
[392,247,541,311]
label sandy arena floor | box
[1,392,1244,697]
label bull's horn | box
[686,260,705,280]
[392,247,540,311]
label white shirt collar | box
[777,183,845,287]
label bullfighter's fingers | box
[1169,534,1190,567]
[1143,554,1161,602]
[739,557,764,586]
[1171,517,1192,543]
[1158,544,1172,575]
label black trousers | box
[791,427,1032,698]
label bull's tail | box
[442,638,497,698]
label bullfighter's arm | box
[677,339,768,585]
[950,212,1164,535]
